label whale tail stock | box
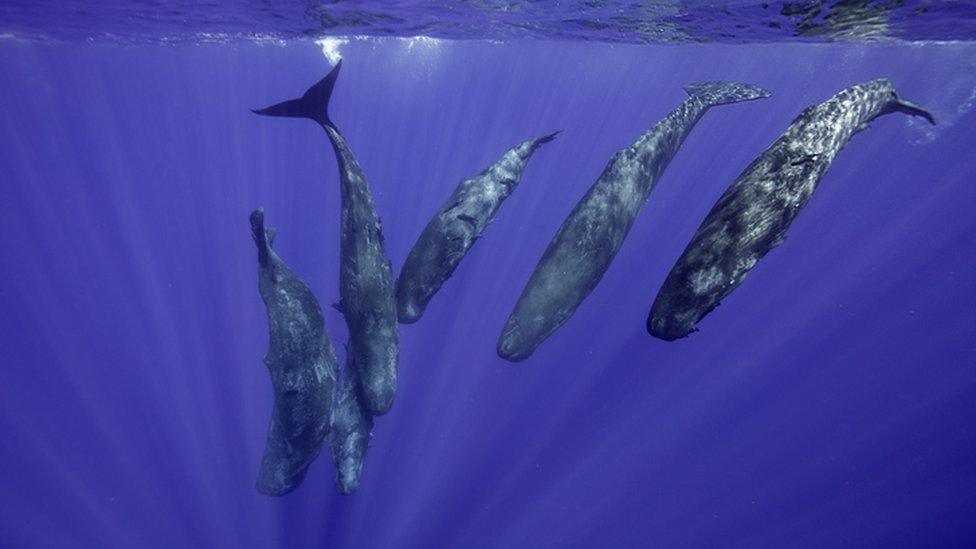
[252,60,342,127]
[250,208,275,268]
[684,81,772,107]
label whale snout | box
[256,463,307,497]
[395,278,429,324]
[647,313,693,342]
[335,461,361,495]
[497,323,534,362]
[396,297,423,324]
[362,381,395,416]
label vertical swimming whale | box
[250,209,339,496]
[396,132,558,324]
[498,82,771,361]
[254,61,399,416]
[648,79,936,341]
[329,347,374,495]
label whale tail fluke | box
[891,97,937,126]
[252,60,342,127]
[685,82,771,106]
[535,130,561,145]
[527,130,560,152]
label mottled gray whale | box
[396,132,558,323]
[250,208,339,496]
[648,79,935,341]
[498,82,771,361]
[329,347,374,494]
[254,61,399,416]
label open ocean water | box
[1,2,975,548]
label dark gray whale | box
[498,82,771,361]
[329,348,374,495]
[254,61,399,416]
[250,209,339,496]
[396,132,558,323]
[648,79,936,341]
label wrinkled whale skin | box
[499,82,772,361]
[250,208,338,496]
[649,79,936,341]
[396,132,558,324]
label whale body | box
[498,82,772,361]
[329,350,374,495]
[396,132,558,324]
[648,79,936,341]
[254,61,399,416]
[250,209,338,496]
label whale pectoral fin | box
[332,301,345,315]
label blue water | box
[2,12,976,549]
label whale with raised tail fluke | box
[254,61,399,417]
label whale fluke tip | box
[252,61,342,127]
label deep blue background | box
[1,39,975,547]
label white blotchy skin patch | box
[690,265,725,295]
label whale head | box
[647,313,695,342]
[497,321,536,362]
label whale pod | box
[648,79,936,341]
[254,61,399,417]
[498,82,771,361]
[396,132,558,324]
[250,209,339,496]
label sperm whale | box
[254,61,399,416]
[648,78,936,341]
[329,348,374,495]
[250,209,338,496]
[396,132,558,324]
[498,82,771,361]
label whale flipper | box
[250,208,339,496]
[252,60,341,128]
